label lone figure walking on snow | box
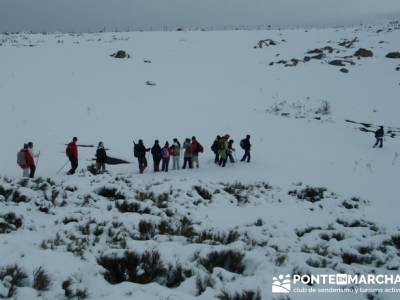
[240,135,251,163]
[373,126,384,148]
[66,137,79,175]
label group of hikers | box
[133,136,205,174]
[16,125,385,178]
[16,135,252,177]
[211,134,251,167]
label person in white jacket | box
[27,142,40,178]
[171,138,181,170]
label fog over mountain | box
[1,0,400,32]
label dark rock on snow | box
[329,60,346,66]
[255,39,277,48]
[386,52,400,59]
[311,53,325,60]
[329,59,355,67]
[354,48,373,57]
[110,50,130,59]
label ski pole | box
[56,161,69,175]
[35,151,41,174]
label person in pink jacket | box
[161,142,173,172]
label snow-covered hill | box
[0,21,400,299]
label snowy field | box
[0,21,400,299]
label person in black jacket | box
[211,135,221,164]
[134,139,150,174]
[95,142,107,174]
[151,140,162,172]
[373,126,384,148]
[240,135,251,163]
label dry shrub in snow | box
[217,289,261,300]
[33,267,51,291]
[199,250,245,274]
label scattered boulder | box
[145,81,156,86]
[340,68,349,73]
[338,37,358,48]
[354,48,373,58]
[144,59,152,63]
[254,39,277,48]
[386,52,400,59]
[329,60,345,66]
[307,48,323,55]
[110,50,130,59]
[303,56,311,62]
[396,65,400,71]
[328,59,354,67]
[285,58,300,67]
[311,53,325,60]
[321,46,334,53]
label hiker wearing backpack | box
[151,140,162,172]
[172,138,181,170]
[211,135,222,164]
[190,136,203,168]
[66,137,79,175]
[17,144,31,177]
[218,135,229,167]
[373,126,384,148]
[95,142,107,174]
[27,142,39,178]
[182,138,193,169]
[134,139,150,174]
[228,139,235,163]
[161,142,173,172]
[240,135,251,163]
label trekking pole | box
[56,161,69,175]
[35,151,41,170]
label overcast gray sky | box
[1,0,400,32]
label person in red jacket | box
[161,142,173,172]
[190,136,203,168]
[17,144,32,177]
[66,137,79,175]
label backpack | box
[66,143,73,157]
[240,139,246,150]
[173,145,180,156]
[134,144,139,158]
[161,147,169,158]
[17,150,26,167]
[197,143,204,153]
[211,140,218,152]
